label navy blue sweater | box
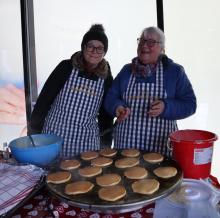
[104,55,197,120]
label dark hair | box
[81,24,108,52]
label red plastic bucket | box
[169,129,218,179]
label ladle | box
[28,135,36,147]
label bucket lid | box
[167,179,212,206]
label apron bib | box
[114,62,177,156]
[43,69,104,157]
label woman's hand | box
[0,84,26,124]
[116,105,130,122]
[148,99,165,117]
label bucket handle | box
[167,138,172,151]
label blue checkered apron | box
[114,61,177,156]
[42,68,104,157]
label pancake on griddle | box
[143,152,164,163]
[81,151,99,160]
[79,166,102,177]
[124,166,148,179]
[98,185,126,202]
[99,148,117,157]
[121,149,140,157]
[60,159,80,170]
[47,171,71,184]
[132,179,160,195]
[91,157,113,167]
[115,157,139,168]
[153,166,177,178]
[65,181,94,195]
[96,173,121,187]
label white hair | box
[140,26,165,50]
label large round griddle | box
[46,150,183,214]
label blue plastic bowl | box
[9,134,63,167]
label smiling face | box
[137,32,163,65]
[83,40,105,69]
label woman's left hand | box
[148,99,165,117]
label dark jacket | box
[29,56,113,146]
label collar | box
[71,51,109,79]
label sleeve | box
[28,60,72,134]
[98,63,114,147]
[161,65,197,120]
[104,65,130,117]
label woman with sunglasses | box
[28,24,113,157]
[104,26,197,157]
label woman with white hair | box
[104,26,197,157]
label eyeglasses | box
[137,38,161,48]
[85,44,105,54]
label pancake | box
[143,152,164,163]
[81,151,99,160]
[121,149,140,157]
[132,179,160,195]
[124,166,148,179]
[153,166,177,178]
[115,157,139,168]
[79,166,102,177]
[46,171,71,184]
[60,159,80,170]
[99,148,117,157]
[98,185,126,202]
[91,157,113,167]
[96,173,121,187]
[65,181,94,195]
